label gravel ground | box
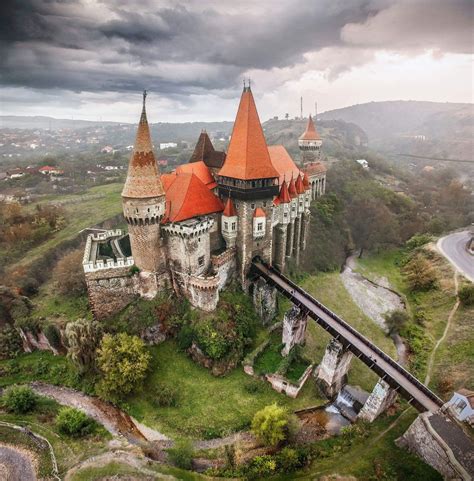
[0,444,37,481]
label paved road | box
[0,445,36,481]
[437,231,474,282]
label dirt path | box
[30,382,169,444]
[0,444,37,481]
[424,272,460,386]
[64,450,177,481]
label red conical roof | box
[222,196,237,217]
[278,180,291,204]
[302,172,310,190]
[288,177,297,199]
[295,174,305,194]
[254,207,266,218]
[218,87,279,181]
[122,93,165,198]
[299,115,321,141]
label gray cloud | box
[0,0,471,106]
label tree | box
[403,254,437,291]
[52,249,86,296]
[65,319,103,373]
[167,440,194,469]
[0,325,23,360]
[56,407,94,437]
[96,333,151,400]
[384,309,409,334]
[459,285,474,306]
[2,385,37,413]
[251,404,289,447]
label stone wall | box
[358,379,397,422]
[265,364,314,398]
[281,306,308,356]
[398,412,473,480]
[85,265,138,320]
[252,278,277,325]
[128,221,165,273]
[211,248,236,290]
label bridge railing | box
[252,259,443,409]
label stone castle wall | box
[128,222,165,273]
[211,248,236,290]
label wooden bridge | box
[251,258,444,413]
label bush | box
[65,318,103,374]
[0,325,23,360]
[2,385,37,413]
[151,385,179,408]
[459,285,474,306]
[251,403,289,447]
[55,407,94,437]
[244,379,266,394]
[96,333,151,401]
[403,253,437,291]
[384,309,409,334]
[176,325,194,351]
[405,233,433,251]
[43,324,62,350]
[167,440,194,469]
[246,455,277,479]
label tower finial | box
[143,89,147,107]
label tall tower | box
[122,91,167,295]
[217,84,279,288]
[298,115,322,166]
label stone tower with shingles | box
[298,115,322,165]
[122,91,167,296]
[217,84,279,289]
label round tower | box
[298,115,322,165]
[122,91,166,277]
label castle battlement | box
[161,217,214,238]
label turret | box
[299,115,322,165]
[122,91,166,274]
[221,196,238,248]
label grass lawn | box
[277,406,441,481]
[0,396,110,477]
[300,272,396,392]
[33,289,92,323]
[6,183,123,274]
[125,340,325,439]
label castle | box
[83,86,326,319]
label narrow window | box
[198,255,205,267]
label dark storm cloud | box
[0,0,472,98]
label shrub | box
[384,309,409,334]
[128,265,140,276]
[55,407,94,437]
[251,403,289,447]
[65,318,103,374]
[276,447,301,472]
[176,325,194,351]
[0,325,23,360]
[96,333,151,401]
[244,379,265,394]
[151,385,179,408]
[167,440,194,470]
[403,253,437,291]
[2,385,37,413]
[43,324,62,350]
[246,455,277,479]
[405,233,432,251]
[459,285,474,306]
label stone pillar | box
[286,222,294,257]
[281,306,308,356]
[273,225,287,272]
[293,216,301,262]
[252,278,277,325]
[300,212,310,251]
[358,379,397,422]
[315,338,353,399]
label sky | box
[0,0,472,123]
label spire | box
[223,196,237,217]
[295,173,305,194]
[189,130,225,168]
[302,171,310,190]
[299,114,321,141]
[122,92,165,198]
[288,176,297,199]
[218,87,279,180]
[278,180,291,204]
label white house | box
[159,142,178,150]
[447,389,474,425]
[356,159,369,169]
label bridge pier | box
[358,379,397,422]
[281,306,308,356]
[315,338,353,399]
[252,278,277,325]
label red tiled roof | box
[254,207,266,218]
[161,172,177,191]
[163,173,223,223]
[267,145,301,185]
[302,172,310,190]
[122,99,165,199]
[278,180,291,204]
[222,197,237,217]
[176,161,217,189]
[218,88,279,180]
[288,177,297,199]
[305,162,327,176]
[299,115,321,141]
[295,174,305,194]
[189,131,226,169]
